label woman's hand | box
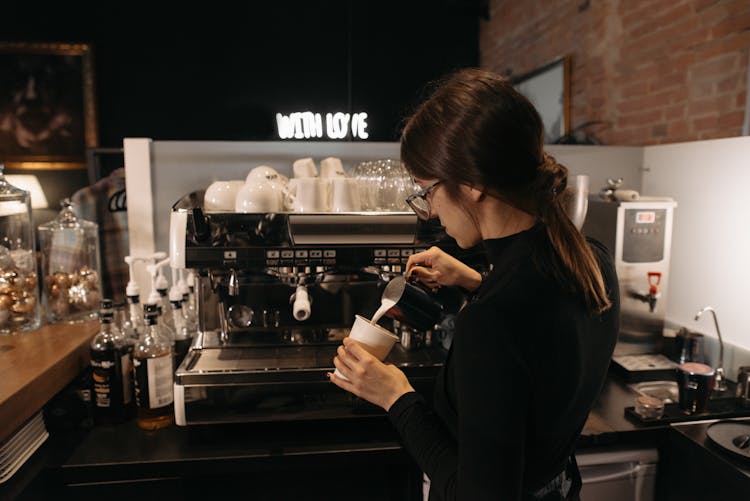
[406,246,482,292]
[328,337,415,411]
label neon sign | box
[276,112,369,140]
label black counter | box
[661,418,750,500]
[5,367,745,500]
[12,417,423,500]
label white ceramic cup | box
[333,314,400,381]
[293,157,318,178]
[246,165,282,185]
[204,180,245,211]
[320,157,346,178]
[330,177,361,212]
[235,180,283,212]
[285,177,330,212]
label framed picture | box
[0,42,97,170]
[512,55,571,144]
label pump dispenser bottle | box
[133,303,174,430]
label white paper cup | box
[334,314,399,381]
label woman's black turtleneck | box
[387,224,619,500]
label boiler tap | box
[629,272,661,312]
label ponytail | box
[537,154,611,314]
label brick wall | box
[480,0,750,145]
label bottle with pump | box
[177,269,198,331]
[170,268,195,367]
[124,256,145,336]
[110,301,136,416]
[116,302,140,347]
[170,296,191,367]
[133,303,174,430]
[90,299,131,423]
[146,255,176,348]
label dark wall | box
[4,1,480,146]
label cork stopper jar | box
[0,163,41,334]
[38,198,102,323]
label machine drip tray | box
[192,345,338,372]
[611,354,679,382]
[177,342,447,386]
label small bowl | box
[635,394,665,420]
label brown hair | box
[400,68,611,314]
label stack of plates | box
[0,412,48,484]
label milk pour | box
[370,297,396,325]
[369,276,407,325]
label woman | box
[329,68,619,500]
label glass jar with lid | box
[0,163,41,334]
[38,198,102,323]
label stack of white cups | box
[203,156,362,213]
[286,157,361,213]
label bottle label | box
[121,352,133,405]
[92,359,114,408]
[134,356,174,409]
[91,351,123,411]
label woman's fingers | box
[408,266,440,284]
[342,338,372,361]
[406,247,440,275]
[333,354,353,379]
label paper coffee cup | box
[333,314,399,381]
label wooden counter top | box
[0,321,97,443]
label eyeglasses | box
[405,180,442,221]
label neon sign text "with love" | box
[276,112,369,140]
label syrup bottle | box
[90,300,129,423]
[133,303,174,430]
[170,297,194,368]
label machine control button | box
[387,249,400,257]
[374,249,387,257]
[388,257,401,264]
[224,251,237,260]
[374,258,386,265]
[309,250,323,258]
[324,250,336,258]
[266,259,279,266]
[401,249,413,256]
[281,250,294,258]
[295,250,309,258]
[324,259,336,265]
[266,250,280,258]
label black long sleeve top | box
[387,223,619,500]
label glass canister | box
[0,163,41,334]
[38,198,102,323]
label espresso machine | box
[169,192,479,425]
[583,197,678,380]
